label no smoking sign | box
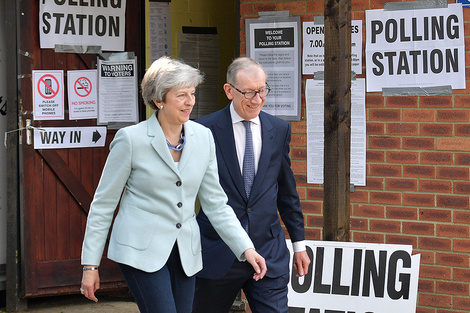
[68,70,98,120]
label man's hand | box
[293,250,310,277]
[243,248,268,281]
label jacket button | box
[247,208,252,213]
[176,181,182,187]
[177,202,183,208]
[176,223,182,229]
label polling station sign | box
[365,3,465,92]
[287,240,420,313]
[39,0,126,51]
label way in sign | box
[40,130,81,144]
[34,127,106,150]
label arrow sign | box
[33,126,107,149]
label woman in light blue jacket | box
[80,56,267,313]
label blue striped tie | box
[242,120,255,198]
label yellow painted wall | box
[145,0,238,118]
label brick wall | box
[240,1,470,312]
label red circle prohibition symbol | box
[74,77,92,97]
[38,74,60,99]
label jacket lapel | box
[147,112,181,178]
[212,106,247,201]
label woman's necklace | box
[166,129,185,151]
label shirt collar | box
[230,102,260,126]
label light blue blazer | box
[81,112,253,276]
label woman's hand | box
[80,266,100,302]
[243,248,267,281]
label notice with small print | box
[68,70,98,120]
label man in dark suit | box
[193,57,310,313]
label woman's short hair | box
[226,57,267,85]
[141,56,204,110]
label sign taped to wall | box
[39,0,126,51]
[287,240,420,313]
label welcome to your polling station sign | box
[286,240,420,313]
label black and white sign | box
[366,3,465,92]
[33,127,107,149]
[39,0,126,51]
[287,240,420,313]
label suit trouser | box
[192,259,289,313]
[119,244,195,313]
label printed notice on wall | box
[67,70,98,120]
[365,3,465,92]
[98,58,138,124]
[149,1,172,60]
[32,70,65,120]
[302,20,363,75]
[39,0,126,51]
[286,240,420,313]
[246,17,301,120]
[306,78,366,186]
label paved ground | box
[0,292,139,313]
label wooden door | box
[18,1,144,297]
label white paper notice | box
[302,20,363,75]
[32,70,65,120]
[306,79,366,186]
[68,70,98,120]
[149,1,171,60]
[98,58,138,124]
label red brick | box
[436,281,469,296]
[403,221,434,235]
[420,152,453,165]
[366,122,384,135]
[454,239,470,253]
[387,151,419,163]
[350,217,368,230]
[385,234,417,247]
[290,121,306,133]
[454,210,470,224]
[455,153,470,165]
[253,2,276,14]
[421,95,453,108]
[306,214,323,227]
[419,179,452,193]
[306,1,324,13]
[454,94,470,108]
[418,279,435,293]
[291,147,307,160]
[420,123,453,136]
[369,108,401,121]
[419,293,452,308]
[352,231,384,243]
[366,150,385,162]
[437,224,469,238]
[454,296,470,310]
[369,136,401,149]
[364,177,384,190]
[436,252,469,267]
[296,187,306,200]
[350,190,369,203]
[301,201,321,214]
[307,188,323,201]
[354,204,385,218]
[402,109,435,122]
[294,174,307,185]
[418,251,435,264]
[454,182,470,194]
[403,193,435,207]
[386,96,418,108]
[419,237,452,251]
[240,3,254,15]
[420,265,451,280]
[385,178,418,191]
[290,134,305,146]
[454,268,470,282]
[419,208,452,222]
[437,166,469,180]
[437,138,470,152]
[387,122,419,135]
[370,164,402,177]
[370,191,402,205]
[402,137,435,150]
[455,123,470,136]
[403,165,435,178]
[437,195,469,209]
[370,219,400,233]
[365,94,384,107]
[277,1,306,13]
[386,206,418,220]
[291,160,306,173]
[437,110,470,122]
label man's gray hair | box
[226,57,267,85]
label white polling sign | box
[33,127,107,149]
[32,70,64,120]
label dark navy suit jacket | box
[196,104,305,279]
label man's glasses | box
[229,83,271,100]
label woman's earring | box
[160,105,164,109]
